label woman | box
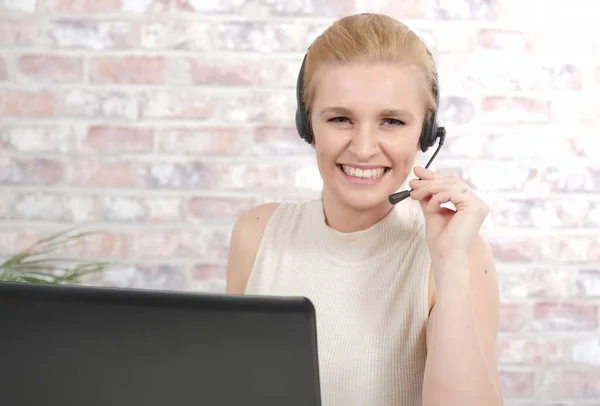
[226,13,503,406]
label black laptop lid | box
[0,282,321,406]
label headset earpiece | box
[418,73,444,152]
[295,54,312,144]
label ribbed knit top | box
[245,198,432,406]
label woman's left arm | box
[422,234,503,406]
[407,166,503,406]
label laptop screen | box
[0,282,321,406]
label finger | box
[410,181,469,202]
[411,174,464,187]
[413,165,437,180]
[423,190,455,215]
[409,177,451,191]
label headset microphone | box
[388,129,446,205]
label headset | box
[294,38,447,205]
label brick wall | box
[1,0,599,403]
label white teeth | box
[341,165,387,179]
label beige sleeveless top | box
[245,198,431,406]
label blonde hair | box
[302,13,438,120]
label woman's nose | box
[347,124,379,160]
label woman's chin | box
[331,185,394,211]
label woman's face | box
[309,61,428,212]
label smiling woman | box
[226,12,502,406]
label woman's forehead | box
[310,62,428,115]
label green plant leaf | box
[20,276,54,284]
[0,227,113,285]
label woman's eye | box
[383,118,405,126]
[328,116,350,123]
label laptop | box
[0,281,322,406]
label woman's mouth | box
[337,164,391,184]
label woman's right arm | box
[225,203,280,295]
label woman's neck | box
[321,189,393,233]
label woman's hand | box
[409,166,489,262]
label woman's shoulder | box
[230,199,312,235]
[225,202,280,294]
[224,200,315,294]
[237,200,312,229]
